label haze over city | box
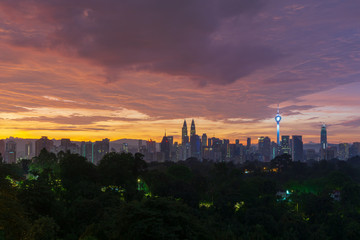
[0,0,360,143]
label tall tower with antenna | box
[275,105,282,146]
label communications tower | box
[275,105,282,145]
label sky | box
[0,0,360,144]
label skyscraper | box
[275,105,282,146]
[281,135,291,155]
[182,120,189,145]
[320,124,327,160]
[292,135,303,162]
[160,133,170,161]
[258,136,271,162]
[201,133,207,148]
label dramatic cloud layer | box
[0,0,360,143]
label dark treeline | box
[1,150,360,240]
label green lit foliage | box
[30,148,59,176]
[0,170,30,240]
[98,152,147,201]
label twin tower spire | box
[182,119,195,144]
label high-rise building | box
[160,133,170,161]
[81,141,93,163]
[258,136,271,162]
[271,141,278,160]
[349,142,360,158]
[35,136,54,156]
[292,135,303,162]
[338,143,349,160]
[25,141,32,159]
[0,140,5,160]
[247,138,251,150]
[190,119,200,159]
[275,105,282,146]
[320,124,327,160]
[327,146,337,160]
[93,138,109,164]
[146,139,157,162]
[202,134,207,147]
[190,134,201,159]
[59,138,79,154]
[281,136,291,155]
[182,120,189,145]
[5,140,16,163]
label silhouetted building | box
[327,146,337,160]
[59,138,79,154]
[258,136,271,162]
[5,140,16,163]
[338,143,349,160]
[93,138,109,164]
[160,133,170,161]
[247,138,251,150]
[320,124,327,160]
[191,135,201,159]
[350,142,360,158]
[292,135,303,162]
[81,141,93,163]
[305,149,317,161]
[182,120,189,145]
[190,119,196,137]
[146,139,156,162]
[35,136,54,156]
[0,140,5,159]
[271,141,278,160]
[202,134,207,147]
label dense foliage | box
[1,151,360,240]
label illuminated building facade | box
[281,135,291,155]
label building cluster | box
[0,113,359,164]
[137,119,305,163]
[0,137,110,165]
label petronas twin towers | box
[182,119,196,144]
[182,119,200,159]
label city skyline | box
[1,1,360,143]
